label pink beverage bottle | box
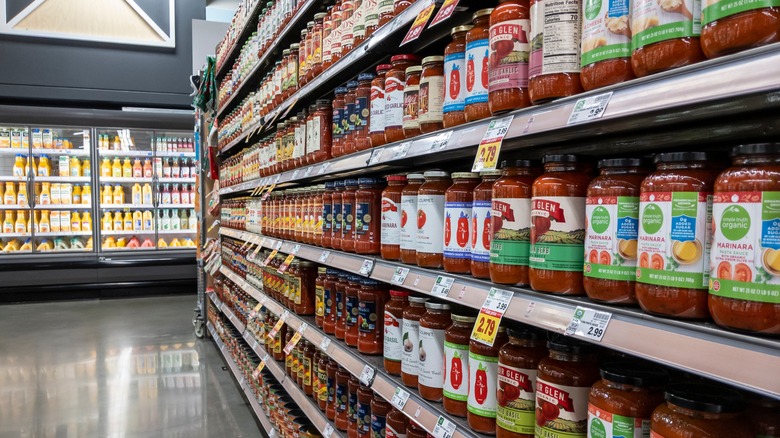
[172,159,180,178]
[163,159,172,178]
[162,184,171,205]
[172,184,181,204]
[181,159,191,179]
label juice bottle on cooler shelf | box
[101,158,112,177]
[102,212,113,231]
[188,210,197,230]
[111,158,122,177]
[181,159,191,178]
[102,185,113,204]
[171,159,180,178]
[160,210,171,230]
[171,184,181,204]
[143,210,154,230]
[133,210,142,231]
[113,211,123,231]
[143,159,153,178]
[51,211,61,232]
[38,155,52,176]
[51,183,61,204]
[180,209,188,229]
[4,182,15,205]
[131,183,142,205]
[163,159,172,178]
[112,136,121,151]
[132,159,143,178]
[154,158,163,177]
[158,238,168,248]
[29,211,37,233]
[71,212,81,232]
[69,157,81,177]
[113,185,125,204]
[82,212,92,232]
[171,210,181,230]
[17,183,27,206]
[15,211,26,233]
[13,155,24,177]
[142,183,153,205]
[81,185,91,205]
[123,211,133,231]
[58,156,68,176]
[40,182,51,205]
[39,210,51,233]
[71,185,81,204]
[122,158,132,178]
[60,211,71,232]
[60,184,72,205]
[161,184,171,205]
[3,211,14,233]
[81,159,90,177]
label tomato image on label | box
[445,213,453,245]
[401,210,408,227]
[535,379,589,435]
[467,55,476,91]
[457,213,469,247]
[418,210,427,229]
[450,352,464,389]
[474,364,489,404]
[481,55,489,89]
[450,65,461,99]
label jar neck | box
[503,168,534,176]
[410,302,425,308]
[474,16,489,26]
[426,309,451,317]
[508,338,545,348]
[390,296,408,304]
[667,402,741,421]
[544,163,581,172]
[657,162,706,170]
[425,177,449,183]
[603,380,647,392]
[451,320,474,329]
[387,181,407,186]
[453,179,480,185]
[599,167,645,175]
[734,154,780,165]
[452,31,467,41]
[549,350,592,362]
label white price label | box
[567,92,612,125]
[472,115,514,172]
[269,429,277,438]
[429,131,452,152]
[280,309,289,322]
[482,288,513,313]
[291,244,301,255]
[390,387,411,410]
[319,336,332,351]
[259,237,268,248]
[304,166,314,177]
[291,169,300,180]
[298,322,308,334]
[368,148,385,165]
[391,267,410,285]
[275,241,283,251]
[393,142,412,160]
[318,162,331,175]
[323,424,334,438]
[565,306,612,341]
[432,416,457,438]
[274,174,281,184]
[359,364,375,386]
[359,259,374,276]
[260,295,268,304]
[318,250,331,263]
[431,276,454,297]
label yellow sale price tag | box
[400,0,436,45]
[267,317,285,339]
[283,331,302,354]
[472,115,514,172]
[278,253,295,273]
[263,249,279,266]
[470,288,513,346]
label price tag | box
[565,306,612,341]
[267,315,285,339]
[432,416,457,438]
[318,250,331,263]
[359,364,376,386]
[263,249,279,266]
[251,243,263,260]
[323,424,335,438]
[319,336,332,351]
[303,166,314,178]
[291,169,300,180]
[252,353,269,378]
[400,0,436,45]
[472,115,514,172]
[393,142,412,160]
[269,428,277,438]
[317,162,331,175]
[390,387,411,410]
[260,295,268,304]
[428,130,452,152]
[359,259,374,276]
[249,303,262,319]
[281,97,299,119]
[261,184,276,201]
[429,0,460,27]
[277,253,295,273]
[207,220,220,232]
[298,322,308,334]
[431,276,454,297]
[291,244,301,255]
[368,148,385,165]
[283,331,303,354]
[567,92,612,125]
[470,288,514,346]
[391,267,410,285]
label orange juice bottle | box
[143,210,154,230]
[61,211,71,232]
[71,212,81,232]
[12,155,24,177]
[111,157,122,177]
[82,212,92,231]
[81,185,91,205]
[113,185,124,204]
[122,158,132,178]
[71,185,81,204]
[133,210,142,230]
[69,157,81,177]
[101,158,112,177]
[142,183,153,205]
[81,158,91,177]
[3,211,14,233]
[60,184,72,205]
[38,155,51,176]
[132,159,143,178]
[15,211,26,233]
[51,211,61,232]
[100,185,111,204]
[17,182,27,206]
[40,211,51,233]
[113,211,123,231]
[112,136,121,151]
[24,155,34,176]
[131,183,142,205]
[123,211,133,230]
[39,182,51,205]
[102,212,113,231]
[143,158,153,178]
[4,182,16,205]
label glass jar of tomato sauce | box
[311,13,326,78]
[357,384,373,438]
[419,56,445,133]
[530,155,593,295]
[444,25,473,128]
[636,152,719,320]
[332,180,346,250]
[381,174,407,260]
[394,0,412,15]
[488,0,531,114]
[401,173,425,264]
[710,144,780,334]
[326,358,340,420]
[322,182,336,248]
[496,326,547,438]
[651,384,750,438]
[418,301,452,402]
[588,362,667,438]
[465,9,493,122]
[402,65,423,139]
[355,177,384,255]
[344,81,360,156]
[384,289,409,375]
[584,158,649,305]
[335,271,350,340]
[371,395,392,438]
[472,170,502,279]
[345,274,362,347]
[701,2,780,58]
[342,179,360,253]
[370,64,391,148]
[336,366,352,430]
[315,267,327,328]
[443,313,475,417]
[417,171,451,268]
[386,408,408,438]
[309,99,333,164]
[385,55,420,144]
[355,73,374,151]
[490,160,537,286]
[348,376,361,438]
[535,338,600,438]
[444,172,481,274]
[333,87,348,158]
[401,296,429,387]
[317,353,330,410]
[324,268,340,335]
[407,421,427,438]
[468,326,509,434]
[747,396,780,437]
[358,278,389,354]
[294,260,317,315]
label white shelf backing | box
[159,178,196,184]
[31,148,90,156]
[156,151,196,158]
[100,177,153,183]
[100,204,154,209]
[35,204,91,210]
[98,150,153,157]
[35,177,91,183]
[101,230,155,236]
[218,227,780,399]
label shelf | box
[0,176,26,182]
[0,148,30,155]
[159,178,196,184]
[101,230,155,236]
[156,151,196,158]
[36,204,91,210]
[158,230,196,235]
[218,180,258,195]
[219,265,476,438]
[36,232,92,237]
[98,149,153,157]
[36,176,91,183]
[0,233,29,238]
[159,204,195,209]
[30,148,90,156]
[100,177,153,183]
[218,227,780,399]
[0,204,28,210]
[220,43,780,193]
[100,204,154,209]
[214,0,266,79]
[208,291,245,333]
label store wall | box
[0,0,206,109]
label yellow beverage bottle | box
[113,211,123,231]
[61,211,71,232]
[38,155,51,176]
[70,212,81,232]
[15,211,26,233]
[3,211,14,233]
[40,211,51,233]
[142,183,153,205]
[132,159,143,178]
[69,157,81,177]
[17,182,27,206]
[111,157,122,177]
[158,238,168,248]
[122,158,132,178]
[4,182,16,205]
[132,183,142,205]
[12,155,24,177]
[39,182,51,205]
[60,184,72,205]
[133,210,142,230]
[101,158,111,177]
[24,155,34,176]
[112,136,121,151]
[51,211,61,232]
[0,183,3,203]
[143,210,154,231]
[113,185,125,204]
[102,212,113,231]
[81,158,91,177]
[82,212,92,232]
[123,211,133,231]
[101,185,112,205]
[72,184,81,204]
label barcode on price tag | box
[318,250,331,263]
[359,259,374,276]
[431,276,454,297]
[567,92,612,125]
[323,424,334,438]
[391,267,410,285]
[470,288,514,346]
[393,142,412,160]
[390,387,411,409]
[319,336,331,351]
[565,306,612,341]
[431,416,457,438]
[359,364,376,386]
[472,115,514,172]
[304,166,313,177]
[318,162,331,175]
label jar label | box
[467,351,498,417]
[465,38,489,105]
[333,107,345,140]
[349,389,359,424]
[370,84,386,133]
[316,284,325,317]
[311,116,322,153]
[353,3,367,39]
[472,200,493,263]
[358,399,370,432]
[444,52,466,114]
[584,196,639,281]
[356,201,374,236]
[530,196,586,272]
[294,125,306,159]
[402,84,420,130]
[703,0,779,24]
[333,200,343,232]
[356,96,369,128]
[324,202,333,232]
[386,424,404,438]
[535,379,590,436]
[491,197,532,266]
[588,404,650,438]
[384,311,403,361]
[418,327,446,388]
[443,341,470,401]
[581,0,631,67]
[336,290,344,319]
[346,295,359,326]
[324,285,333,317]
[529,0,583,77]
[327,375,336,403]
[364,0,380,27]
[381,196,401,245]
[497,364,537,435]
[631,0,701,49]
[337,382,348,412]
[401,318,420,375]
[710,191,780,304]
[345,101,357,133]
[488,19,531,92]
[637,192,712,289]
[377,0,394,16]
[319,367,330,401]
[444,201,473,259]
[303,357,313,386]
[343,201,354,233]
[419,75,445,123]
[358,300,378,333]
[400,194,418,251]
[371,413,387,438]
[384,76,405,130]
[417,194,446,255]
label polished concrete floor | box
[0,296,264,438]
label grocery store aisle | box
[0,296,263,438]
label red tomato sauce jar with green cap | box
[444,313,476,418]
[444,172,481,274]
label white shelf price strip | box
[430,276,454,297]
[565,306,612,342]
[359,259,374,276]
[359,364,375,386]
[390,387,410,410]
[391,267,410,285]
[431,416,457,438]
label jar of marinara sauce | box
[386,408,409,438]
[333,87,348,157]
[650,384,751,438]
[407,421,427,438]
[317,353,330,410]
[488,0,532,114]
[401,296,429,387]
[443,313,476,417]
[357,385,373,438]
[355,73,374,152]
[322,182,336,248]
[636,152,719,320]
[355,177,384,255]
[710,144,780,334]
[465,9,493,122]
[335,271,350,340]
[587,362,667,438]
[472,170,502,279]
[385,55,420,144]
[371,395,392,438]
[419,56,445,133]
[701,2,780,58]
[383,289,408,375]
[332,180,346,250]
[402,65,423,139]
[358,278,389,355]
[468,326,509,434]
[309,99,333,164]
[444,25,473,128]
[345,274,362,347]
[400,173,425,264]
[348,377,361,438]
[315,267,327,328]
[394,0,412,15]
[324,268,340,335]
[343,81,359,156]
[584,158,649,305]
[528,0,583,103]
[491,160,538,286]
[342,179,360,253]
[370,64,392,148]
[530,155,593,295]
[381,174,407,261]
[444,172,481,274]
[417,171,451,269]
[335,366,351,430]
[418,301,452,402]
[326,359,339,420]
[579,0,634,91]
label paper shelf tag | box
[323,424,334,438]
[319,336,332,351]
[291,169,300,180]
[567,92,612,125]
[263,249,279,266]
[359,259,374,276]
[429,0,460,27]
[277,253,295,273]
[318,162,331,175]
[472,115,514,172]
[470,288,513,346]
[249,303,262,319]
[391,267,410,285]
[428,131,452,152]
[318,250,331,263]
[359,364,376,386]
[431,276,454,297]
[391,387,411,410]
[565,306,612,341]
[283,331,302,354]
[304,166,314,177]
[400,0,436,45]
[432,416,457,438]
[368,148,385,165]
[393,142,412,160]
